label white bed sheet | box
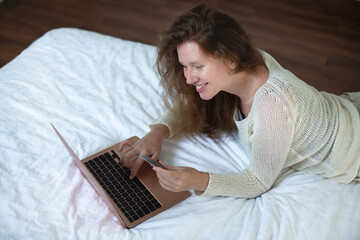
[0,28,359,240]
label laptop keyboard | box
[84,150,162,223]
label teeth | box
[196,84,206,89]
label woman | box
[118,3,360,198]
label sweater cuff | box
[195,170,267,198]
[149,110,179,138]
[194,172,215,196]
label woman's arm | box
[202,93,296,198]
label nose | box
[185,68,198,85]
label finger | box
[118,140,132,151]
[157,160,177,170]
[120,145,133,165]
[123,147,140,162]
[152,165,169,176]
[118,136,139,151]
[157,175,182,192]
[158,179,175,191]
[123,154,138,169]
[130,157,144,179]
[156,172,173,188]
[153,165,178,183]
[122,142,143,163]
[128,136,140,142]
[150,151,160,162]
[154,165,189,189]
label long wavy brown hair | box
[156,3,264,138]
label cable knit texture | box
[151,50,360,198]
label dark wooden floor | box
[1,0,359,94]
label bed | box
[0,28,359,240]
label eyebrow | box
[179,61,203,65]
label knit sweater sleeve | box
[198,89,296,198]
[149,108,180,138]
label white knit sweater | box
[152,50,360,198]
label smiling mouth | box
[195,83,207,90]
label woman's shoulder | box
[251,75,300,121]
[257,49,284,73]
[256,49,311,101]
[254,75,294,106]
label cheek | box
[212,67,229,81]
[183,68,188,79]
[198,68,209,79]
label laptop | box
[51,123,191,228]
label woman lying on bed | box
[118,3,360,198]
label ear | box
[226,59,236,73]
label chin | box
[199,93,215,101]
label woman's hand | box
[118,124,170,179]
[153,160,209,192]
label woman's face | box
[177,41,233,100]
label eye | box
[180,64,187,69]
[194,65,203,69]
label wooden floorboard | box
[0,0,359,94]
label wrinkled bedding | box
[0,28,359,240]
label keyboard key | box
[136,210,145,217]
[145,201,156,211]
[132,214,139,221]
[141,206,150,214]
[104,152,113,161]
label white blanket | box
[0,28,359,240]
